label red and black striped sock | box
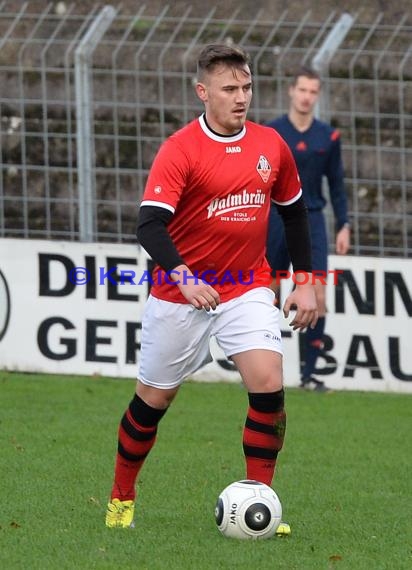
[242,389,286,486]
[110,394,168,501]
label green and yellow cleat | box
[276,521,291,536]
[105,498,135,528]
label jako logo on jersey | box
[226,146,241,153]
[256,155,271,183]
[206,189,266,219]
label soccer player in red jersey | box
[105,44,318,533]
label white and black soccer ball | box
[215,479,282,539]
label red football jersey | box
[141,114,301,302]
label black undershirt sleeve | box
[275,196,313,273]
[136,205,185,272]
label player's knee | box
[136,382,178,409]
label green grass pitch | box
[1,371,411,569]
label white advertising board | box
[0,238,411,392]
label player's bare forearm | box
[282,276,318,330]
[170,264,220,311]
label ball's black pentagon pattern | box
[215,497,224,526]
[244,502,271,531]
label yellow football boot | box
[105,498,135,528]
[276,521,291,536]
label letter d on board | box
[38,253,75,297]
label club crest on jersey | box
[256,155,271,183]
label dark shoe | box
[299,376,331,392]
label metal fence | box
[0,2,411,257]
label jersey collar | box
[199,113,246,143]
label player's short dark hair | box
[197,44,250,79]
[290,65,321,86]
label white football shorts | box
[137,287,283,389]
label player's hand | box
[171,265,220,311]
[178,280,220,311]
[336,225,350,255]
[283,279,318,331]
